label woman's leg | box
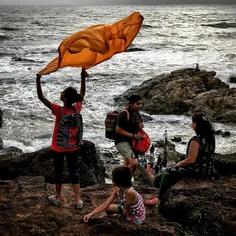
[66,150,81,204]
[158,170,185,199]
[116,142,138,176]
[53,151,64,201]
[146,170,182,205]
[128,157,139,176]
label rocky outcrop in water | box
[115,68,236,123]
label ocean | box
[0,4,236,156]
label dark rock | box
[0,177,184,236]
[160,176,236,236]
[171,137,182,142]
[0,138,3,150]
[0,140,106,188]
[0,146,23,157]
[221,131,231,137]
[214,153,236,175]
[215,130,223,135]
[115,68,236,123]
[229,76,236,83]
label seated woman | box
[146,112,218,206]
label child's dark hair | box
[112,166,132,188]
[127,94,142,104]
[64,87,83,106]
[192,112,215,150]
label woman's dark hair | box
[64,87,83,106]
[112,166,132,188]
[127,94,142,104]
[0,109,3,128]
[192,112,215,149]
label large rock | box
[0,176,184,236]
[0,140,106,188]
[115,68,236,123]
[160,176,236,236]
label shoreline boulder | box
[115,68,236,123]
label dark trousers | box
[52,150,80,184]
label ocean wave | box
[11,56,37,63]
[226,53,236,59]
[1,27,19,31]
[0,52,14,58]
[126,47,145,52]
[141,24,154,29]
[41,48,58,54]
[32,20,49,27]
[202,22,236,29]
[0,35,10,41]
[216,32,236,39]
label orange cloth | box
[37,12,144,75]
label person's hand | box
[112,186,120,195]
[139,123,144,129]
[84,213,92,223]
[36,74,41,80]
[81,68,89,78]
[134,133,144,140]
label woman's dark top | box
[115,108,143,145]
[165,135,217,180]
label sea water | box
[0,4,236,155]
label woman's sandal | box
[145,197,160,206]
[75,200,83,209]
[48,195,62,206]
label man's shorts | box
[115,141,136,160]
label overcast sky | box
[0,0,235,5]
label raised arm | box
[80,68,88,98]
[36,74,52,109]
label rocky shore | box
[0,140,236,236]
[0,68,236,235]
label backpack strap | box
[124,109,130,121]
[60,106,64,116]
[74,104,79,114]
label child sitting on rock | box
[84,166,146,225]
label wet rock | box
[214,153,236,176]
[0,138,3,150]
[0,177,184,236]
[115,68,236,123]
[0,140,106,188]
[171,137,182,142]
[221,131,231,137]
[160,176,236,236]
[0,146,23,157]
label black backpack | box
[105,109,129,140]
[56,105,83,148]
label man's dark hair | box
[127,94,142,104]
